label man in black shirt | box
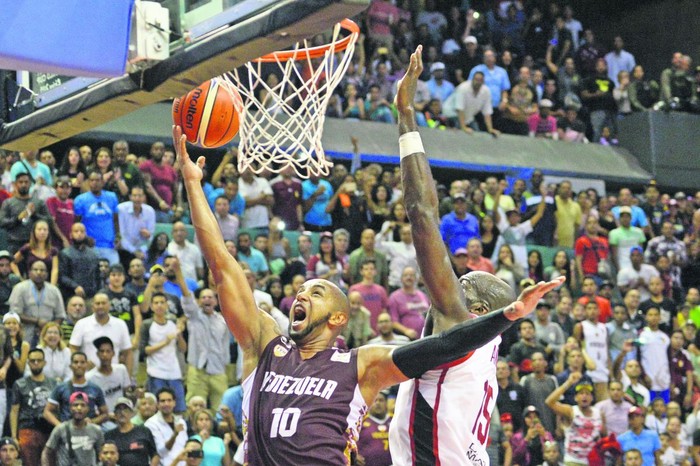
[105,397,159,466]
[0,251,20,316]
[581,58,616,142]
[101,264,142,350]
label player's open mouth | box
[292,304,307,329]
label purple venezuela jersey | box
[357,414,392,466]
[242,335,367,465]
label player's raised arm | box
[395,46,467,322]
[174,126,277,357]
[358,277,565,401]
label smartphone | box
[549,38,558,46]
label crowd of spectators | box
[320,0,700,144]
[0,2,697,465]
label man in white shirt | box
[374,224,417,290]
[69,292,132,374]
[166,222,203,283]
[145,387,188,466]
[238,168,273,229]
[454,71,499,135]
[86,336,131,413]
[617,246,659,301]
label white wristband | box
[399,132,424,159]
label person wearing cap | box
[10,347,55,466]
[8,260,65,344]
[616,245,659,302]
[618,406,662,465]
[105,397,159,466]
[0,437,20,466]
[426,62,455,103]
[58,222,102,300]
[86,336,132,414]
[439,192,479,256]
[545,373,604,465]
[45,175,73,249]
[0,251,20,315]
[527,98,559,139]
[42,390,105,466]
[510,405,554,466]
[69,292,133,375]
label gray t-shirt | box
[46,421,104,466]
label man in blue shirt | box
[426,62,455,103]
[439,193,480,254]
[617,406,661,466]
[74,170,120,265]
[207,178,245,217]
[236,232,269,277]
[302,175,334,231]
[468,49,511,112]
[611,188,649,230]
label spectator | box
[10,347,56,466]
[509,319,547,377]
[302,174,334,232]
[44,176,73,249]
[607,304,639,362]
[235,233,268,283]
[144,388,188,466]
[553,181,581,248]
[74,170,120,265]
[596,380,633,438]
[612,188,649,229]
[10,219,59,286]
[581,58,616,143]
[9,150,53,192]
[576,30,606,77]
[563,5,583,50]
[111,140,144,200]
[269,167,303,231]
[41,391,104,466]
[520,352,558,434]
[86,336,131,414]
[365,183,392,232]
[348,229,389,287]
[140,142,178,223]
[527,250,545,283]
[132,393,157,427]
[617,246,659,301]
[533,301,565,360]
[365,84,395,123]
[306,232,346,291]
[660,53,699,112]
[206,178,245,218]
[496,359,527,432]
[43,352,108,426]
[577,277,613,323]
[182,286,230,411]
[0,173,53,255]
[439,192,480,255]
[356,391,392,466]
[557,106,587,142]
[0,252,20,315]
[646,220,687,266]
[495,244,526,291]
[56,147,88,199]
[554,296,576,337]
[58,222,102,300]
[348,259,389,332]
[426,62,454,103]
[545,378,603,465]
[609,207,646,271]
[212,196,239,242]
[89,147,129,200]
[555,346,595,405]
[668,330,693,408]
[454,71,499,135]
[70,292,132,373]
[503,67,538,136]
[367,311,410,346]
[9,261,64,344]
[61,296,87,345]
[167,222,203,284]
[468,49,511,123]
[639,277,676,335]
[528,99,558,139]
[118,186,155,261]
[374,224,417,291]
[386,266,428,340]
[145,232,170,271]
[464,238,495,273]
[614,70,633,115]
[105,396,160,466]
[618,407,662,465]
[639,183,665,237]
[328,175,368,250]
[341,291,373,349]
[628,65,659,111]
[509,405,555,466]
[415,0,446,43]
[605,36,636,87]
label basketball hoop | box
[223,19,360,178]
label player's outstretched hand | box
[172,125,204,182]
[503,276,566,321]
[394,45,423,114]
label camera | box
[187,450,204,458]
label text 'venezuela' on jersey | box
[389,336,501,466]
[242,336,367,465]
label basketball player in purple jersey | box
[173,122,560,465]
[390,45,566,465]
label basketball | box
[172,78,241,148]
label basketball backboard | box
[0,0,369,151]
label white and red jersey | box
[389,336,501,466]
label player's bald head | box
[459,271,515,311]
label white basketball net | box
[223,21,358,178]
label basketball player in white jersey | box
[574,300,610,401]
[390,45,565,465]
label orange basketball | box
[172,78,241,148]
